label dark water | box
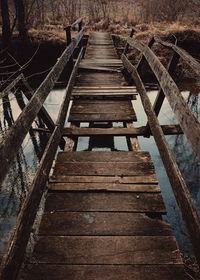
[0,82,199,260]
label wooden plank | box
[53,162,155,176]
[73,89,136,93]
[126,38,200,160]
[20,264,186,280]
[72,92,136,97]
[70,102,134,114]
[69,113,136,122]
[39,212,171,236]
[73,86,135,89]
[63,125,183,136]
[45,192,166,213]
[50,175,158,184]
[31,236,181,264]
[0,29,83,186]
[122,54,200,266]
[56,151,151,162]
[48,183,160,192]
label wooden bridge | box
[0,19,200,279]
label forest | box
[1,0,200,43]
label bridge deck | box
[20,32,185,279]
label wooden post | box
[78,20,82,32]
[65,25,74,72]
[123,28,135,55]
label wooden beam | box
[125,39,200,160]
[122,54,200,267]
[0,74,24,99]
[0,30,83,186]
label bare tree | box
[0,0,11,43]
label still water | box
[0,82,199,260]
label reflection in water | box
[0,88,65,260]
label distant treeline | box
[1,0,200,42]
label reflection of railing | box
[0,19,84,280]
[122,30,200,267]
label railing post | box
[64,25,74,74]
[78,20,82,32]
[123,28,135,55]
[65,25,72,46]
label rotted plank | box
[39,212,171,236]
[45,192,166,213]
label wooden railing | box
[0,19,84,280]
[122,30,200,267]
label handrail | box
[0,20,84,279]
[126,37,200,161]
[0,29,83,187]
[154,34,200,77]
[122,52,200,267]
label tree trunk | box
[14,0,28,40]
[0,0,11,43]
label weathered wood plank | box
[20,264,186,280]
[45,192,166,213]
[70,102,134,114]
[48,182,160,192]
[69,113,136,122]
[53,162,155,176]
[31,236,181,264]
[39,212,171,236]
[125,39,200,160]
[63,125,183,136]
[50,174,158,184]
[122,53,200,266]
[56,151,151,162]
